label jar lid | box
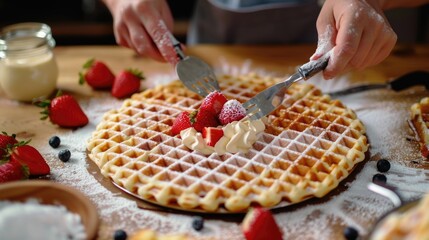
[0,22,56,52]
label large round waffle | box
[87,73,368,212]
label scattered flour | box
[0,61,428,240]
[311,24,334,61]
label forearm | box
[379,0,429,10]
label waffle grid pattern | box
[87,73,368,212]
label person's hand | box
[312,0,397,79]
[103,0,178,64]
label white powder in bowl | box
[0,199,86,240]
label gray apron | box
[187,0,321,45]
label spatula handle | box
[167,32,186,60]
[298,53,330,80]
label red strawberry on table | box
[0,132,18,158]
[79,58,115,89]
[219,99,246,125]
[37,92,89,128]
[202,127,224,147]
[199,91,228,115]
[0,158,29,183]
[171,111,193,135]
[10,144,50,176]
[111,69,145,99]
[242,207,283,240]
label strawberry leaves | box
[79,58,115,89]
[35,91,88,128]
[0,133,50,183]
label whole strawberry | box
[193,110,219,132]
[79,58,115,89]
[199,91,228,115]
[219,99,246,125]
[10,144,50,176]
[0,132,18,158]
[171,112,192,135]
[37,92,89,128]
[0,158,29,183]
[111,69,145,99]
[242,207,283,240]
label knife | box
[327,71,429,97]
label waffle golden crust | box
[410,97,429,159]
[87,73,368,212]
[371,194,429,240]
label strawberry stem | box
[83,58,95,69]
[126,68,145,80]
[79,58,94,85]
[190,110,197,124]
[55,90,63,98]
[78,72,85,85]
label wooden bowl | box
[0,180,99,239]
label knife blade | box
[327,71,429,97]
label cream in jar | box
[0,23,58,102]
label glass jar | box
[0,22,58,102]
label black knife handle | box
[389,71,429,91]
[328,84,386,97]
[298,54,330,80]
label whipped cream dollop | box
[180,118,266,155]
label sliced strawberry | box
[202,127,224,147]
[79,58,115,89]
[242,207,283,240]
[0,158,29,183]
[37,92,89,128]
[0,132,18,158]
[10,145,50,176]
[199,91,228,115]
[111,69,145,99]
[219,99,246,125]
[171,111,192,136]
[192,110,219,132]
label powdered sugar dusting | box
[219,99,246,124]
[1,61,429,239]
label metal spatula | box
[243,55,329,120]
[168,33,220,97]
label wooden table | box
[1,44,429,240]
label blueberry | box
[192,216,204,231]
[113,229,127,240]
[343,226,359,240]
[376,159,391,173]
[58,149,71,162]
[372,173,387,183]
[48,136,61,148]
